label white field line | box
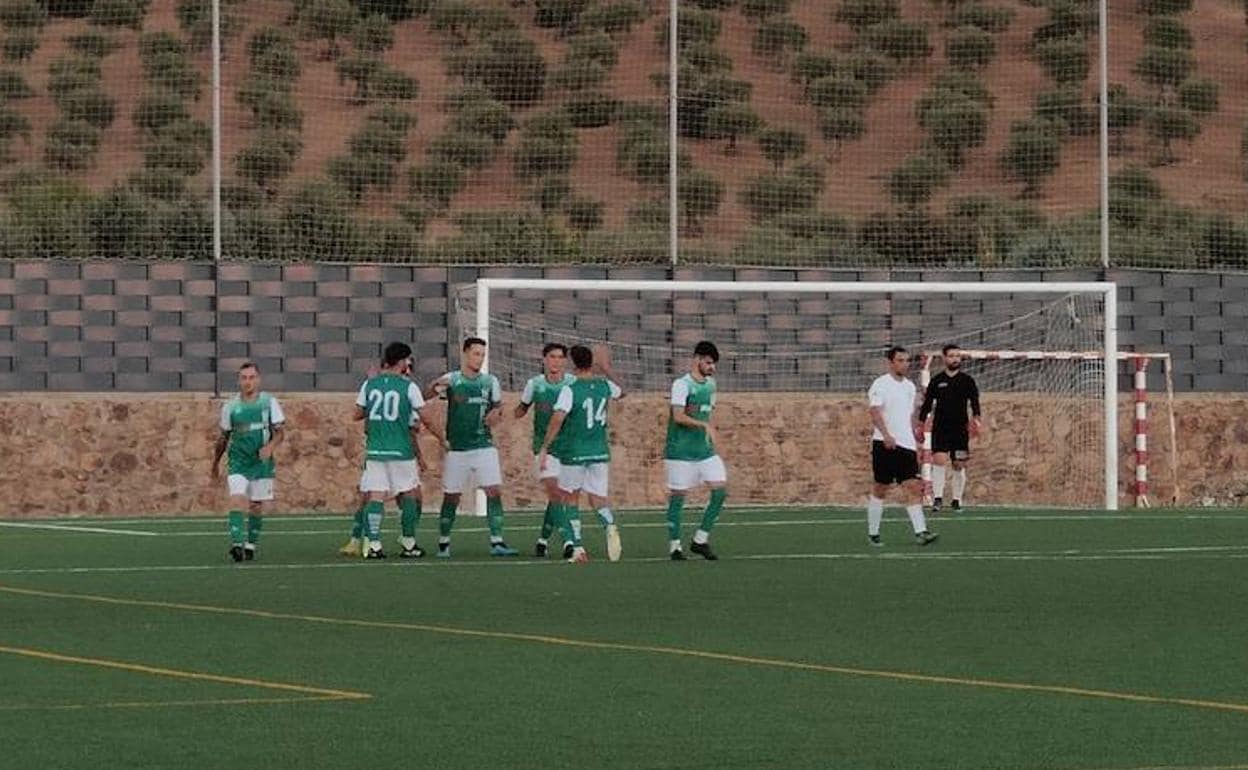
[0,522,159,536]
[12,512,1248,527]
[3,547,1248,577]
[7,513,1248,538]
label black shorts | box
[931,425,970,458]
[872,441,920,486]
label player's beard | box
[947,361,961,371]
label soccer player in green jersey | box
[351,342,441,560]
[664,341,727,561]
[538,345,624,564]
[424,337,518,558]
[211,362,285,563]
[514,342,575,558]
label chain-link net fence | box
[0,0,1244,268]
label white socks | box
[597,507,614,526]
[692,529,709,545]
[867,496,884,536]
[669,539,682,553]
[951,468,967,501]
[931,464,947,498]
[400,536,416,550]
[906,504,928,534]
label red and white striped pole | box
[919,354,933,504]
[1134,356,1149,507]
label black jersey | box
[919,371,981,430]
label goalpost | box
[459,279,1120,511]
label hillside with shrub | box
[0,0,1245,266]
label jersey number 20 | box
[368,390,401,421]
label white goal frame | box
[473,279,1120,511]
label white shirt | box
[868,374,918,451]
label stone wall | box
[4,262,1248,393]
[2,392,1243,518]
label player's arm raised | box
[422,373,450,402]
[593,345,625,399]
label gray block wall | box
[0,262,1243,392]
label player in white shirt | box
[866,346,939,547]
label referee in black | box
[919,344,982,513]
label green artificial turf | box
[1,507,1246,770]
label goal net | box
[454,279,1119,510]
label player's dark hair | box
[942,343,961,356]
[542,342,568,357]
[886,346,907,360]
[693,340,719,362]
[568,345,593,370]
[239,361,257,372]
[383,341,412,367]
[463,336,487,352]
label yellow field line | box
[0,642,371,702]
[0,696,354,712]
[2,583,1246,717]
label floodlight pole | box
[211,0,222,397]
[668,0,679,267]
[1098,0,1109,271]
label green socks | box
[246,514,263,545]
[438,498,458,538]
[364,500,384,541]
[558,502,583,547]
[701,487,727,532]
[539,501,556,541]
[486,495,505,540]
[350,501,366,539]
[665,495,686,542]
[228,510,245,545]
[399,495,421,538]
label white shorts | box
[665,456,727,491]
[443,447,503,493]
[227,475,274,502]
[534,454,562,481]
[359,459,420,497]
[558,462,610,498]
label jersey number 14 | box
[582,397,607,429]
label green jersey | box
[520,373,575,454]
[552,377,622,465]
[665,374,716,461]
[356,374,424,461]
[219,392,285,479]
[442,370,503,451]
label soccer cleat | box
[436,543,451,559]
[338,539,361,557]
[490,542,519,557]
[605,524,622,562]
[690,541,718,561]
[562,542,575,560]
[915,531,940,546]
[868,534,883,547]
[669,548,686,561]
[950,499,962,512]
[229,545,245,563]
[931,497,943,514]
[399,544,425,559]
[243,545,256,561]
[567,547,589,564]
[533,541,548,558]
[365,546,387,559]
